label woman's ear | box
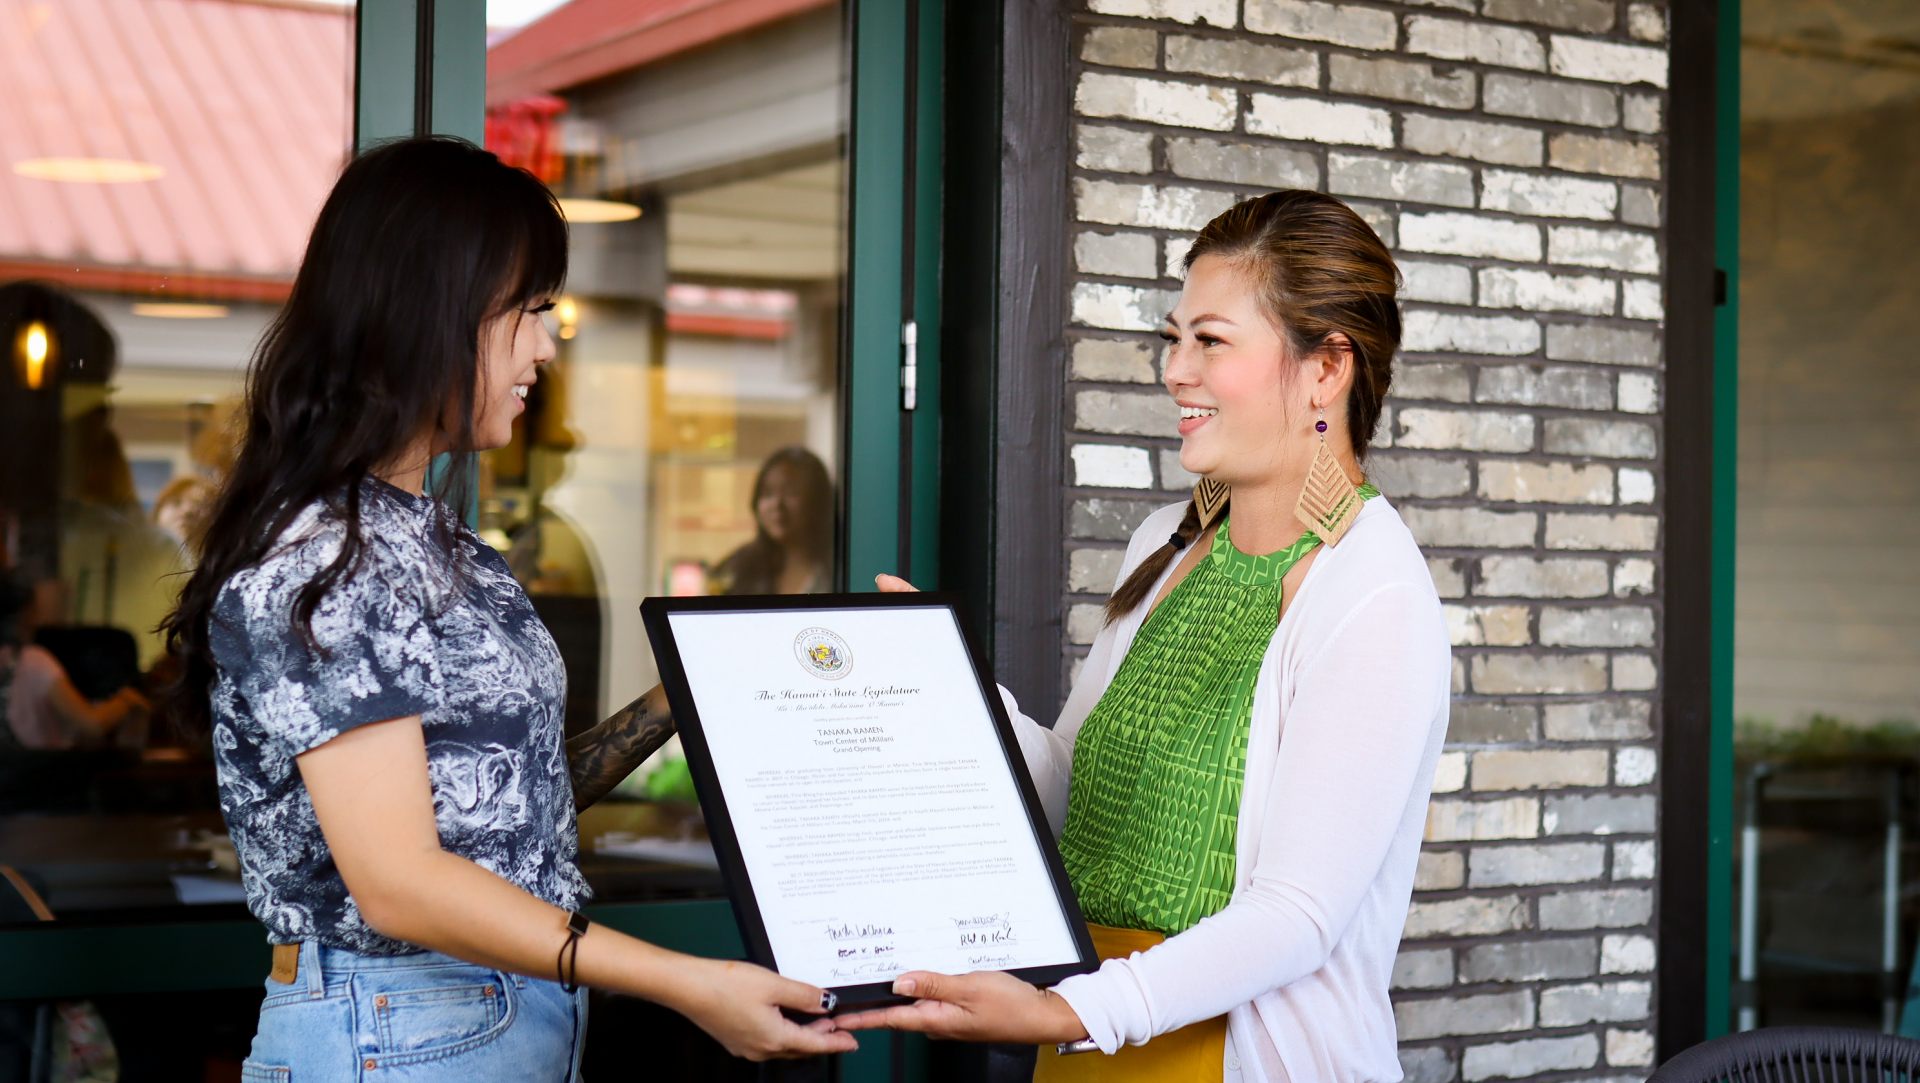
[1312,332,1357,403]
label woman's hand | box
[834,971,1089,1045]
[874,574,919,593]
[669,958,859,1061]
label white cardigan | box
[1007,497,1451,1083]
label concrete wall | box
[1055,1,1671,1078]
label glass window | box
[482,0,850,873]
[1730,0,1920,1033]
[0,0,355,939]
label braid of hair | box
[1103,498,1211,625]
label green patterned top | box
[1060,492,1377,936]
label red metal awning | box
[0,0,353,301]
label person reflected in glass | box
[159,137,854,1078]
[0,572,148,751]
[712,447,833,596]
[848,192,1452,1083]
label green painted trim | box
[354,0,418,149]
[843,0,909,592]
[908,0,945,589]
[428,0,487,142]
[1705,0,1741,1039]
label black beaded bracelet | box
[557,910,590,992]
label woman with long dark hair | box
[852,191,1452,1082]
[161,137,853,1077]
[712,446,834,596]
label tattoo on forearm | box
[566,685,676,811]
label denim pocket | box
[367,969,513,1064]
[240,1061,290,1082]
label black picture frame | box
[640,591,1099,1008]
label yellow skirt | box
[1031,924,1228,1083]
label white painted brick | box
[1430,557,1468,598]
[1614,654,1658,693]
[1407,16,1546,70]
[1066,603,1106,646]
[1478,461,1613,505]
[1402,213,1543,262]
[1544,699,1653,741]
[1330,153,1475,208]
[1601,934,1656,974]
[1622,184,1662,226]
[1165,35,1319,87]
[1075,389,1175,436]
[1546,512,1658,551]
[1395,991,1536,1040]
[1072,337,1158,384]
[1406,896,1530,939]
[1616,746,1658,786]
[1076,72,1237,131]
[1548,226,1660,274]
[1473,749,1611,791]
[1478,267,1616,314]
[1619,468,1655,505]
[1476,364,1612,410]
[1613,839,1656,880]
[1165,136,1319,188]
[1483,72,1618,127]
[1461,938,1598,984]
[1400,260,1474,304]
[1539,887,1653,930]
[1068,548,1124,592]
[1072,281,1179,331]
[1330,54,1477,109]
[1544,418,1657,459]
[1163,237,1194,278]
[1394,948,1457,990]
[1349,200,1398,247]
[1613,558,1655,598]
[1246,93,1393,148]
[1450,702,1539,743]
[1477,556,1610,598]
[1071,443,1154,489]
[1546,323,1661,366]
[1539,980,1652,1026]
[1446,604,1530,647]
[1481,170,1618,221]
[1417,850,1467,891]
[1074,231,1159,279]
[1434,750,1469,794]
[1618,373,1659,414]
[1541,606,1654,648]
[1244,0,1398,49]
[1624,92,1663,134]
[1427,797,1540,842]
[1629,3,1666,42]
[1077,124,1154,174]
[1471,842,1606,887]
[1401,1047,1460,1083]
[1545,793,1657,835]
[1403,310,1542,355]
[1471,654,1608,696]
[1395,364,1475,404]
[1551,34,1669,88]
[1158,448,1199,491]
[1623,279,1663,321]
[1076,179,1238,230]
[1607,1028,1657,1068]
[1464,1034,1600,1081]
[1550,132,1661,180]
[1082,26,1159,70]
[1087,0,1236,28]
[1404,115,1544,167]
[1483,0,1614,32]
[1403,507,1539,549]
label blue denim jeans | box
[241,941,588,1082]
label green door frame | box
[2,5,947,1081]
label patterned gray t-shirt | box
[209,480,587,954]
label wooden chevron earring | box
[1295,407,1365,547]
[1191,475,1230,534]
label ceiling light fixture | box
[131,302,230,319]
[557,197,641,224]
[13,157,166,184]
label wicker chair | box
[1651,1026,1920,1082]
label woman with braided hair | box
[849,190,1452,1082]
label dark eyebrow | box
[1163,313,1238,329]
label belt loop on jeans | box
[303,940,325,999]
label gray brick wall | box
[1060,2,1670,1079]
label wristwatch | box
[1055,1037,1100,1056]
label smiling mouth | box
[512,385,530,400]
[1179,405,1218,420]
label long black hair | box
[714,447,834,595]
[160,136,567,736]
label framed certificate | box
[641,593,1098,1005]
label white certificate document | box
[650,598,1092,994]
